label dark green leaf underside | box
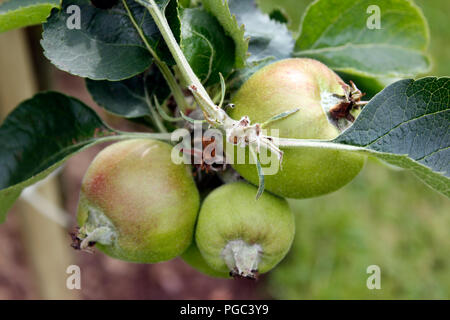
[85,66,170,118]
[226,0,295,91]
[229,0,294,64]
[41,0,172,80]
[336,77,449,196]
[0,92,115,222]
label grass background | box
[258,0,450,299]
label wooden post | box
[0,29,80,300]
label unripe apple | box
[182,243,230,278]
[229,58,366,199]
[76,139,200,263]
[195,182,295,279]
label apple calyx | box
[324,81,368,131]
[221,240,263,280]
[72,206,117,252]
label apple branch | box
[135,0,290,197]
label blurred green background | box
[258,0,450,299]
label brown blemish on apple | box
[330,80,366,122]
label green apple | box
[76,139,200,263]
[182,243,230,278]
[195,182,295,279]
[229,58,366,199]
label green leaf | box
[257,0,311,32]
[227,57,271,93]
[0,0,60,33]
[335,77,449,196]
[41,0,173,80]
[179,7,235,85]
[226,0,295,92]
[86,66,170,118]
[228,0,294,64]
[202,0,248,68]
[0,92,116,222]
[294,0,431,77]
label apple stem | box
[221,240,262,279]
[135,0,289,198]
[137,0,220,120]
[122,0,191,113]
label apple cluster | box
[74,59,365,278]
